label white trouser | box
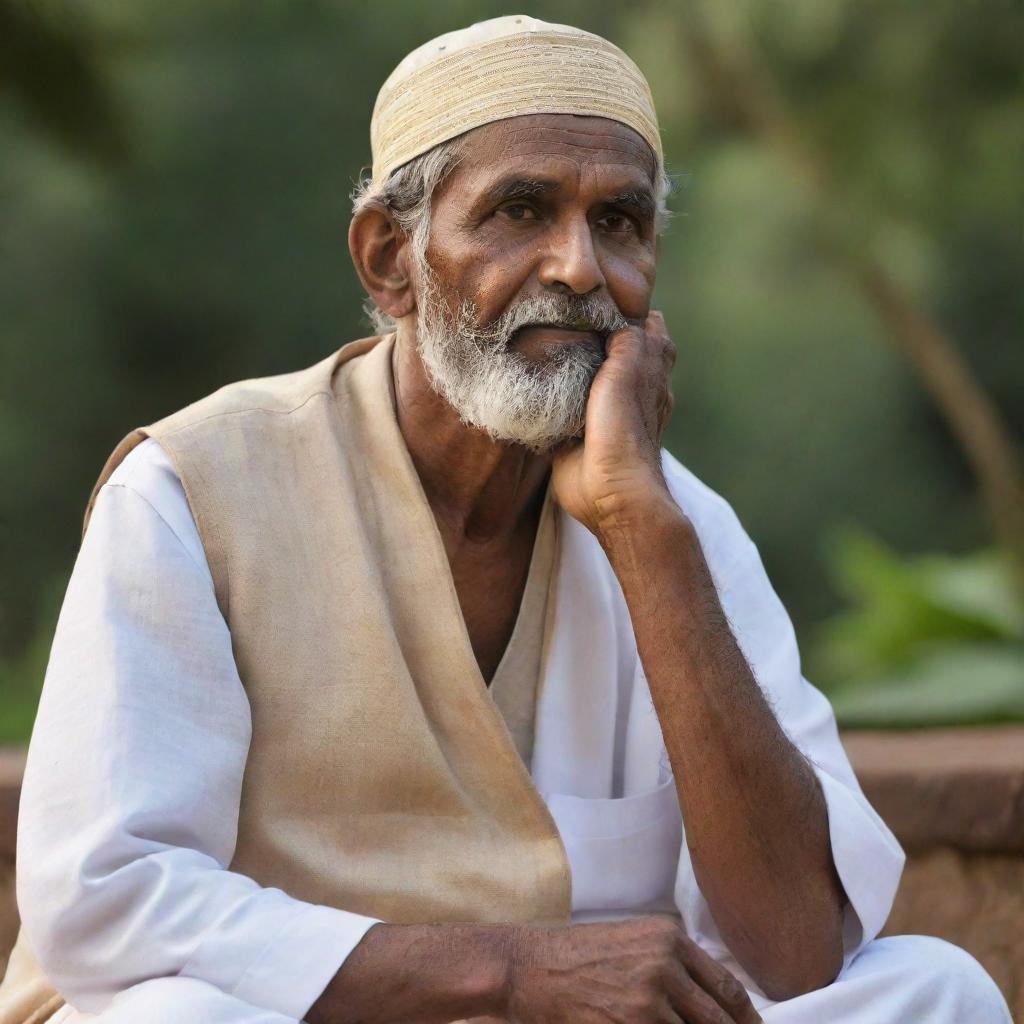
[53,935,1012,1024]
[761,935,1012,1023]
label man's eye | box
[598,213,635,233]
[499,202,538,221]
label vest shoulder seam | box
[152,387,333,438]
[101,479,211,581]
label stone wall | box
[1,730,1022,1017]
[843,727,1023,1019]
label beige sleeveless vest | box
[0,332,571,1022]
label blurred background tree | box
[1,0,1021,740]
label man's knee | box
[95,976,295,1024]
[98,977,225,1024]
[865,935,1011,1022]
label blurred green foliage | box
[810,529,1024,727]
[1,0,1021,739]
[0,575,66,744]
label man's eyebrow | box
[605,188,656,221]
[481,176,560,205]
[470,176,656,220]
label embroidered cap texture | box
[370,15,663,188]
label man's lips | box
[512,323,602,343]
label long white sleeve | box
[660,451,906,981]
[16,438,382,1020]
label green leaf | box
[829,642,1024,729]
[812,527,1023,686]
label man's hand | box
[551,310,678,540]
[506,916,763,1024]
[306,918,761,1024]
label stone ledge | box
[882,848,1024,1019]
[841,726,1024,854]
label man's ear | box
[348,203,417,321]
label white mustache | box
[476,295,629,347]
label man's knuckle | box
[672,928,696,956]
[638,958,664,989]
[657,925,684,955]
[654,955,680,985]
[718,976,748,1006]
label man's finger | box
[602,321,646,358]
[657,1004,686,1024]
[657,391,675,437]
[664,339,677,371]
[664,965,741,1024]
[641,309,676,373]
[675,936,763,1024]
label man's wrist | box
[595,483,691,564]
[472,923,526,1017]
[495,923,530,1017]
[307,922,521,1024]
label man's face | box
[409,113,660,452]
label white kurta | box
[15,438,1010,1024]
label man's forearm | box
[307,921,517,1024]
[599,494,846,1001]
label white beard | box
[411,251,628,452]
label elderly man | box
[0,14,1011,1024]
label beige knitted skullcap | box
[370,14,663,189]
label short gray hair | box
[350,134,675,333]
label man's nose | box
[537,216,605,295]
